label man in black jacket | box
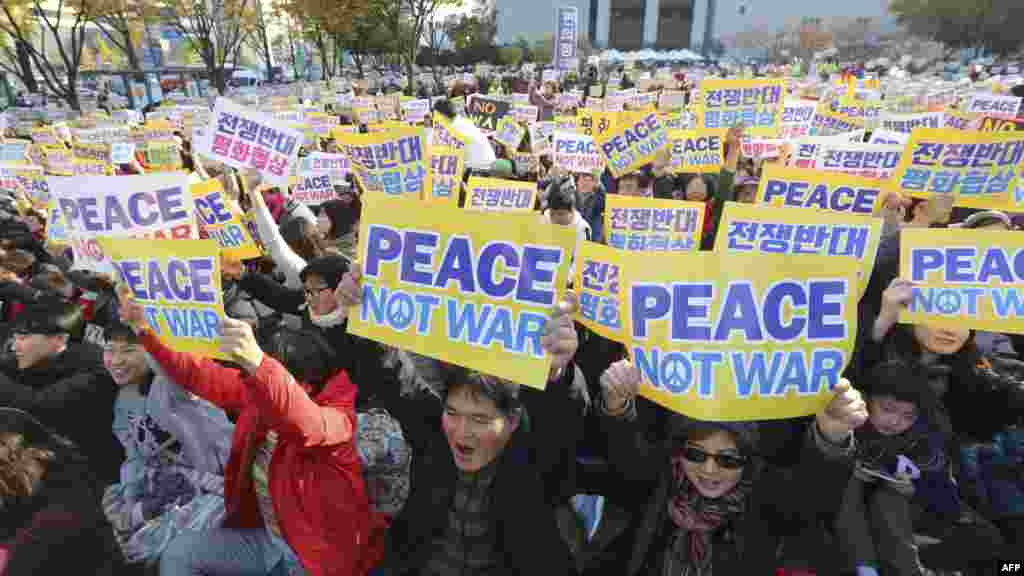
[0,299,122,483]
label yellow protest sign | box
[72,142,110,163]
[890,128,1023,210]
[336,127,431,200]
[622,251,859,421]
[811,106,863,136]
[576,109,617,139]
[899,228,1024,335]
[32,127,59,146]
[192,180,262,260]
[71,158,114,176]
[465,176,536,212]
[554,115,578,132]
[604,195,704,252]
[576,241,626,342]
[141,140,183,172]
[593,109,669,178]
[42,145,74,176]
[100,238,227,359]
[347,198,577,389]
[757,165,884,216]
[695,78,785,137]
[45,201,69,247]
[715,202,882,297]
[428,146,464,207]
[669,130,724,174]
[431,114,469,151]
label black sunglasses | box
[681,446,749,470]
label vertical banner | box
[622,252,859,421]
[576,241,627,342]
[890,128,1024,210]
[900,228,1024,335]
[100,238,227,359]
[604,195,705,252]
[347,198,577,389]
[554,6,578,72]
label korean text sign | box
[900,228,1024,335]
[594,110,669,178]
[347,198,577,389]
[337,127,431,200]
[696,79,785,137]
[553,131,606,174]
[50,174,196,273]
[101,238,227,358]
[198,98,301,187]
[669,130,723,174]
[715,202,882,297]
[465,177,536,212]
[555,6,578,71]
[756,165,883,216]
[814,143,902,181]
[623,251,859,421]
[890,128,1024,210]
[575,241,625,342]
[604,195,705,252]
[192,180,262,260]
[428,146,465,207]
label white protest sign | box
[291,173,335,205]
[110,142,136,165]
[964,93,1022,118]
[196,97,302,187]
[49,173,196,273]
[552,131,605,173]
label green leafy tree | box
[497,45,521,66]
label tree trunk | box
[212,67,227,94]
[16,41,37,93]
[262,31,274,81]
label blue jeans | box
[159,528,302,576]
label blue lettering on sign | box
[59,186,190,233]
[363,225,562,305]
[912,247,1024,284]
[361,284,440,334]
[631,280,848,343]
[992,288,1024,319]
[633,346,721,397]
[762,179,878,214]
[732,349,844,397]
[208,224,246,248]
[195,191,233,225]
[910,286,985,317]
[162,307,222,340]
[112,258,216,303]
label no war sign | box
[757,165,883,216]
[622,251,859,421]
[348,198,577,389]
[901,228,1024,335]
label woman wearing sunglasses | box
[592,359,869,575]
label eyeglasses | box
[304,285,330,299]
[444,406,499,430]
[681,446,749,470]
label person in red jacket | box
[117,295,386,576]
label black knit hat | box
[866,359,938,412]
[299,254,350,290]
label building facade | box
[497,0,701,51]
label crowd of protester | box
[0,65,1021,576]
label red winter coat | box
[140,331,386,575]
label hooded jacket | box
[0,342,122,484]
[138,330,386,575]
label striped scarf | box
[663,450,751,576]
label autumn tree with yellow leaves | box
[277,0,370,80]
[155,0,256,94]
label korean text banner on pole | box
[900,229,1024,335]
[465,177,537,212]
[890,128,1024,210]
[347,198,577,390]
[695,79,785,138]
[335,127,431,200]
[197,97,301,187]
[192,180,262,261]
[622,252,859,421]
[669,130,724,174]
[756,165,884,216]
[594,110,670,178]
[49,174,196,273]
[715,202,882,297]
[100,238,228,359]
[604,195,704,252]
[553,131,606,174]
[554,6,578,71]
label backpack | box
[357,409,411,517]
